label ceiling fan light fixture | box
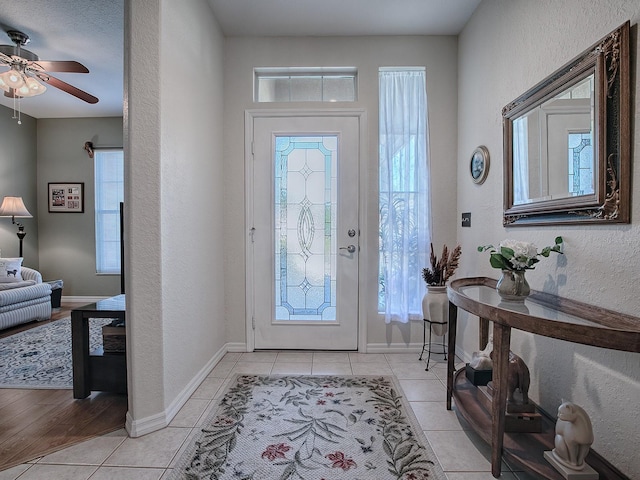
[0,73,10,93]
[16,84,29,96]
[0,29,99,123]
[19,76,46,97]
[1,68,25,89]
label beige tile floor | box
[0,352,536,480]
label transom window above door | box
[254,67,357,102]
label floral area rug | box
[0,317,110,388]
[170,375,446,480]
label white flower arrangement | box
[478,237,563,271]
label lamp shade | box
[26,76,46,95]
[0,69,25,89]
[16,77,47,97]
[0,197,32,218]
[0,74,10,93]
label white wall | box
[159,0,226,404]
[223,36,459,350]
[458,1,640,476]
[125,0,225,433]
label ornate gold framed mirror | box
[502,22,630,226]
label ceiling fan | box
[0,29,98,104]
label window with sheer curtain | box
[378,68,431,323]
[95,149,124,274]
[513,116,529,204]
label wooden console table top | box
[445,277,638,478]
[448,277,640,352]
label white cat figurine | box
[469,334,493,370]
[551,401,594,470]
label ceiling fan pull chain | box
[11,92,22,125]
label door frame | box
[245,109,368,352]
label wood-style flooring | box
[0,302,128,471]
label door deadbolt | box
[347,229,357,237]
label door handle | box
[339,244,356,253]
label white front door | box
[249,113,361,350]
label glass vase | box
[496,269,530,302]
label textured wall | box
[125,0,165,429]
[125,0,226,432]
[457,1,640,476]
[159,0,226,404]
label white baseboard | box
[225,342,247,352]
[125,410,167,438]
[125,342,244,438]
[366,342,469,363]
[365,342,424,354]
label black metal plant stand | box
[418,318,447,371]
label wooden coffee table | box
[71,295,126,399]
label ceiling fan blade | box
[39,74,99,104]
[34,60,89,73]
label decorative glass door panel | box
[251,114,360,350]
[275,136,337,322]
[567,132,593,196]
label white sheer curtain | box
[95,149,124,274]
[513,116,529,204]
[379,69,430,324]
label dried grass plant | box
[422,243,462,286]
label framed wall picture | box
[470,145,490,184]
[48,183,84,213]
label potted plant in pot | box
[421,243,462,336]
[477,237,563,302]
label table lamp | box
[0,196,33,257]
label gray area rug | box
[0,317,110,389]
[170,374,446,480]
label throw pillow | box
[0,258,24,283]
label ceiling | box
[0,0,124,119]
[209,0,481,37]
[0,0,480,120]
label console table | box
[71,295,126,399]
[446,277,640,479]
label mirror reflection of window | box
[512,74,594,205]
[513,116,529,205]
